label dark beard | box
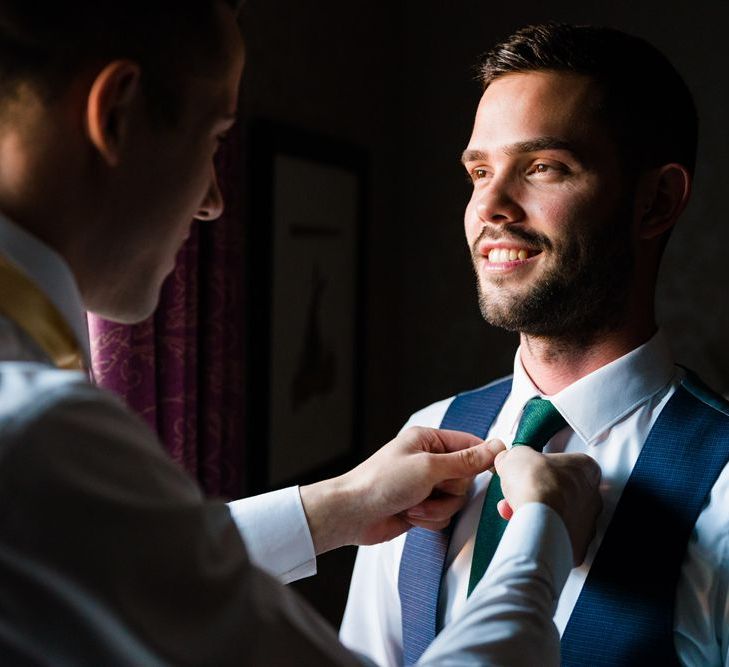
[473,217,634,344]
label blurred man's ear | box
[637,163,691,241]
[86,60,141,167]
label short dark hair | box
[0,0,243,125]
[479,23,698,176]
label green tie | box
[467,397,567,596]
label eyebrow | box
[460,136,581,165]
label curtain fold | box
[87,133,245,499]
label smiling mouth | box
[485,247,542,263]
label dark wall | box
[240,0,406,453]
[239,0,729,628]
[239,0,406,626]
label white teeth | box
[487,248,531,263]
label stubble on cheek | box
[472,213,634,342]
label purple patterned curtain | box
[87,133,246,499]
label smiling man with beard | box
[341,23,729,667]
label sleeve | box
[419,502,572,666]
[0,384,363,667]
[227,487,317,584]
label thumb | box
[431,439,506,480]
[493,448,508,475]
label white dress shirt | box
[341,334,729,667]
[0,212,581,665]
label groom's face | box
[462,70,637,339]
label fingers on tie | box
[435,477,473,496]
[584,457,602,484]
[455,438,505,476]
[428,438,504,483]
[493,449,506,471]
[405,493,467,526]
[568,452,602,485]
[435,428,489,453]
[496,498,513,520]
[485,438,507,457]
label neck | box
[519,320,657,395]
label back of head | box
[479,23,698,177]
[0,0,243,125]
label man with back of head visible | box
[0,3,604,665]
[341,22,729,666]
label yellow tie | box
[0,254,84,371]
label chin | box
[87,306,154,325]
[86,287,162,325]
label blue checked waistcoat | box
[401,370,729,666]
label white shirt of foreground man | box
[0,213,596,664]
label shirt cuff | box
[472,502,572,599]
[227,486,317,584]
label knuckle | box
[404,426,441,454]
[459,446,478,470]
[416,426,441,449]
[405,425,425,439]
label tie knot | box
[513,398,567,451]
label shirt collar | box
[0,212,90,366]
[506,331,675,446]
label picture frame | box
[246,120,368,493]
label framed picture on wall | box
[246,120,368,492]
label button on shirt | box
[340,334,729,667]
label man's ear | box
[86,61,142,167]
[636,163,692,241]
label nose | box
[195,165,224,221]
[474,176,523,225]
